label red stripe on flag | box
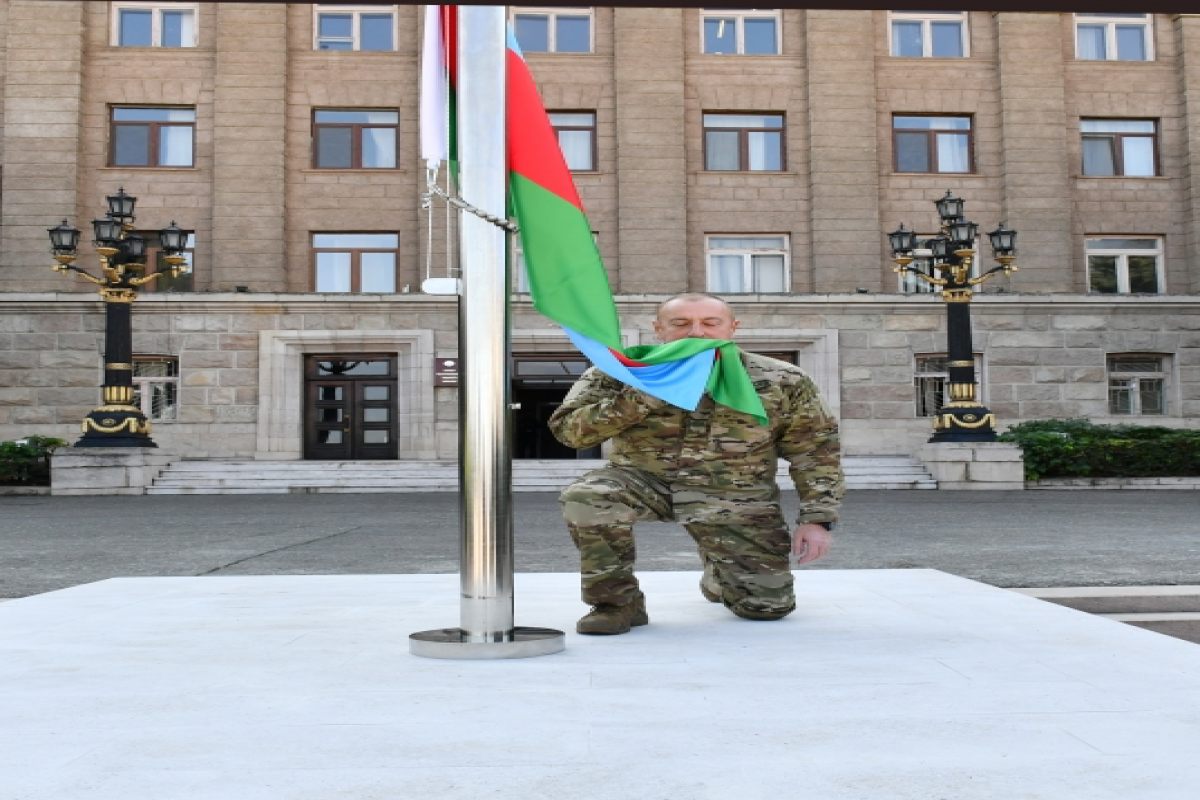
[441,5,457,85]
[506,48,583,211]
[609,349,647,368]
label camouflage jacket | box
[548,351,843,525]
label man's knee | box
[560,478,640,528]
[709,562,795,621]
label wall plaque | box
[434,357,459,387]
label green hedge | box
[997,419,1200,481]
[0,436,68,486]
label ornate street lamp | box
[887,195,1019,442]
[45,192,190,448]
[935,190,965,223]
[105,187,137,224]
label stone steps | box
[1012,586,1200,645]
[147,455,936,494]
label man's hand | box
[791,523,832,565]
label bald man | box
[549,293,844,635]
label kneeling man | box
[549,293,844,635]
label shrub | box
[0,436,69,486]
[997,419,1200,481]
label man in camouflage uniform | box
[549,293,844,635]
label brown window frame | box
[311,233,400,293]
[702,112,787,172]
[1081,120,1159,177]
[312,109,400,170]
[892,114,974,174]
[549,110,598,172]
[108,107,196,168]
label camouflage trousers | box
[559,465,795,620]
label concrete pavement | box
[2,490,1198,598]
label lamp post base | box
[74,407,157,448]
[409,627,565,660]
[929,405,998,444]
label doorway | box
[304,354,398,460]
[512,355,601,459]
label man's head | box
[652,293,739,343]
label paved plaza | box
[4,569,1200,799]
[2,490,1199,599]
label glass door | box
[304,355,398,460]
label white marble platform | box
[3,569,1200,799]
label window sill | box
[697,53,787,58]
[308,50,405,56]
[889,172,979,177]
[100,166,200,171]
[1071,59,1159,65]
[106,45,203,51]
[883,55,976,61]
[300,169,407,174]
[1076,175,1169,181]
[697,170,797,176]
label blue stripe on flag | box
[506,27,523,57]
[565,328,714,411]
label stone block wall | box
[4,9,1200,297]
[2,293,1198,461]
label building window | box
[512,7,593,53]
[1076,13,1152,61]
[313,110,399,169]
[898,237,938,294]
[313,233,398,293]
[139,231,195,292]
[1081,119,1157,177]
[701,8,781,55]
[914,354,983,417]
[549,112,596,171]
[1107,355,1169,415]
[109,107,195,168]
[706,235,789,293]
[314,5,396,51]
[513,238,530,293]
[893,116,972,173]
[1086,237,1163,294]
[132,356,180,422]
[703,113,785,171]
[889,11,967,58]
[112,3,197,47]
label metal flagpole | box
[410,5,564,659]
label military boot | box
[699,561,722,603]
[576,596,649,635]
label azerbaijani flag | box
[422,6,767,425]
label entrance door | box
[512,355,601,459]
[304,354,398,460]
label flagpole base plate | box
[409,627,565,660]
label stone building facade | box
[2,3,1200,460]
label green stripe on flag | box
[625,339,768,426]
[511,173,622,349]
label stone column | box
[1178,15,1200,294]
[612,7,687,293]
[805,10,882,293]
[211,3,288,290]
[0,0,84,291]
[995,13,1072,292]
